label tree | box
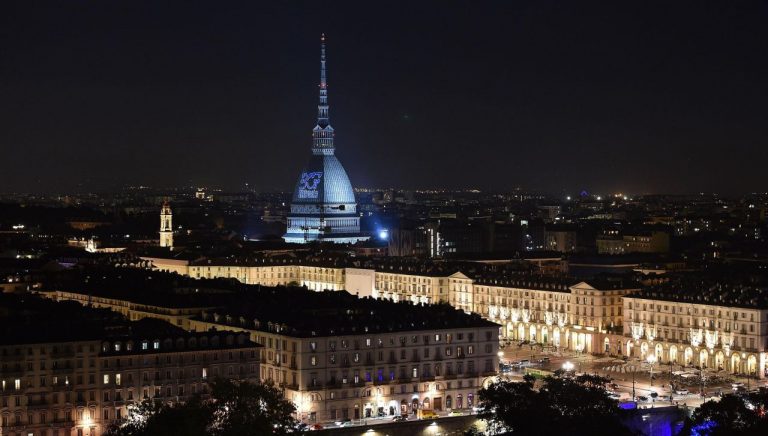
[476,374,632,435]
[209,378,300,436]
[106,379,301,436]
[685,391,768,436]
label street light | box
[562,361,574,372]
[647,354,657,387]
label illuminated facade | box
[623,294,768,378]
[0,299,259,436]
[284,35,367,244]
[190,314,499,423]
[159,202,173,249]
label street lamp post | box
[632,369,636,401]
[647,354,657,387]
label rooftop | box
[627,277,768,309]
[196,286,498,338]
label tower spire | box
[313,33,334,155]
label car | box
[732,382,745,390]
[420,410,439,419]
[340,421,354,427]
[392,415,407,422]
[311,424,324,431]
[335,418,352,427]
[610,383,620,390]
[608,392,621,400]
[649,392,659,399]
[637,395,649,402]
[675,389,689,395]
[448,410,463,417]
[538,357,551,363]
[517,359,532,367]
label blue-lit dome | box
[291,154,356,206]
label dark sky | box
[1,1,767,195]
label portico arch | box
[640,342,649,359]
[684,347,693,365]
[748,355,757,375]
[669,345,678,363]
[731,354,742,374]
[715,351,725,370]
[699,349,709,368]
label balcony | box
[419,375,435,382]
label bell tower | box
[159,201,173,249]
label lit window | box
[103,374,110,384]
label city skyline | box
[1,1,766,194]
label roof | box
[195,287,498,338]
[626,277,768,309]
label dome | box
[291,154,356,206]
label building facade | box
[189,313,499,423]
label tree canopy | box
[686,391,768,436]
[106,379,301,436]
[475,374,632,435]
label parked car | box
[675,389,689,395]
[538,357,550,363]
[392,415,408,422]
[311,424,324,431]
[732,382,745,390]
[420,410,439,419]
[637,395,649,402]
[335,418,352,427]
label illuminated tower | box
[159,201,173,248]
[283,35,368,244]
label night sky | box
[1,1,766,195]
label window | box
[310,356,317,366]
[103,374,110,385]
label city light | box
[378,229,389,240]
[562,361,574,372]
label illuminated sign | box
[298,171,323,199]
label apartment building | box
[623,281,768,378]
[0,294,260,436]
[187,287,500,423]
